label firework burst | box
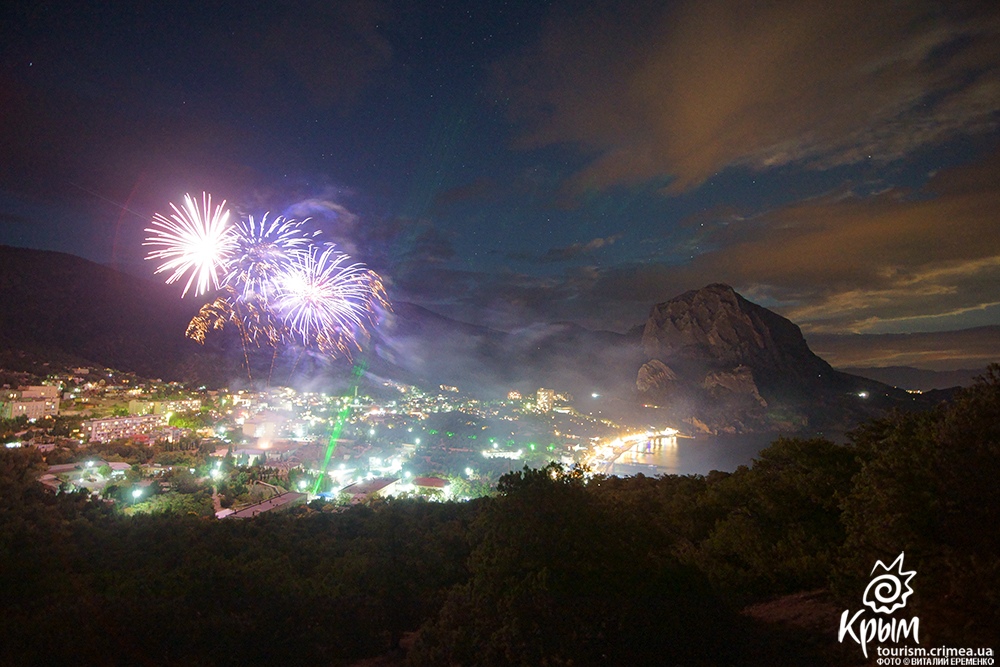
[223,213,317,301]
[274,244,387,355]
[144,193,235,297]
[148,193,388,363]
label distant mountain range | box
[836,366,988,392]
[1,245,993,433]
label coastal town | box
[2,363,677,517]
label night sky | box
[2,0,999,342]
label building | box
[1,398,59,420]
[20,386,60,400]
[232,448,269,465]
[223,492,308,518]
[83,414,167,443]
[413,476,451,497]
[413,476,449,489]
[127,399,202,415]
[340,477,399,503]
[536,388,555,412]
[0,385,60,420]
[241,412,287,445]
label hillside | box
[0,245,207,380]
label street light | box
[131,488,142,504]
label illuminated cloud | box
[375,165,1000,339]
[498,0,1000,193]
[528,235,622,263]
[668,153,1000,332]
[808,327,1000,370]
[423,152,1000,335]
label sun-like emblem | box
[863,552,916,614]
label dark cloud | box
[0,212,32,226]
[508,234,623,263]
[538,234,622,262]
[497,0,1000,193]
[386,260,669,333]
[429,178,499,212]
[283,194,457,298]
[226,0,395,112]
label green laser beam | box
[312,360,368,495]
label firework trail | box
[186,287,287,348]
[144,193,235,297]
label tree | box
[410,464,739,666]
[838,365,1000,645]
[696,437,860,601]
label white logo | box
[839,552,920,658]
[863,552,916,614]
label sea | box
[609,431,848,477]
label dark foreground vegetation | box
[2,368,998,666]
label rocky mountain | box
[637,284,926,433]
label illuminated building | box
[19,385,60,400]
[0,386,60,419]
[508,391,522,401]
[83,414,167,443]
[0,398,59,420]
[536,388,554,412]
[127,399,202,415]
[340,477,400,503]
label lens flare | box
[144,193,235,297]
